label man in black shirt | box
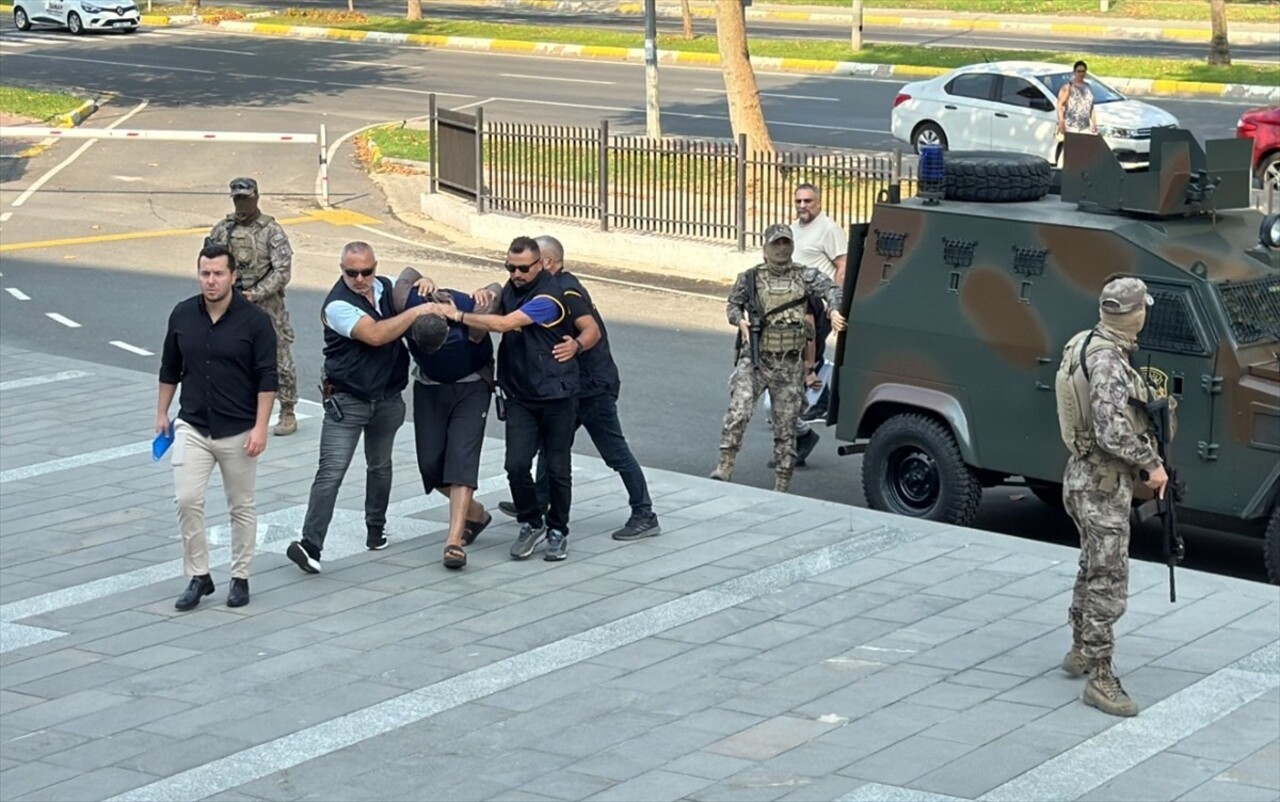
[420,236,599,563]
[285,242,432,576]
[157,244,278,611]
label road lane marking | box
[4,287,30,300]
[451,97,497,111]
[695,87,839,101]
[109,340,153,356]
[500,72,614,85]
[11,99,149,208]
[0,210,376,253]
[169,44,255,55]
[0,370,93,390]
[0,212,12,222]
[45,312,81,328]
[1,52,217,74]
[106,524,909,802]
[334,58,413,68]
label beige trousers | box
[172,419,259,579]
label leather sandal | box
[443,544,467,569]
[463,512,492,546]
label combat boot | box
[1062,645,1090,677]
[273,404,297,437]
[774,474,791,493]
[1083,659,1139,717]
[709,449,735,481]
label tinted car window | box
[1036,73,1126,104]
[998,77,1051,109]
[945,74,997,100]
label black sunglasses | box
[343,267,376,278]
[505,262,535,274]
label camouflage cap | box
[764,223,793,243]
[1099,277,1154,314]
[229,177,259,197]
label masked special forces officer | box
[1054,276,1171,718]
[711,223,845,493]
[206,177,300,436]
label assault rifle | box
[734,268,764,368]
[1136,395,1185,603]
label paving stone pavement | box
[1,343,1278,802]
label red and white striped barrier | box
[0,125,331,204]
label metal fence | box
[432,102,914,250]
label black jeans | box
[505,396,577,534]
[529,392,652,518]
[301,393,405,552]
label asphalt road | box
[0,26,1269,584]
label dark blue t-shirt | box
[405,288,493,384]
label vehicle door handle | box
[944,105,957,110]
[994,112,1009,118]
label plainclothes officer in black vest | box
[285,242,433,575]
[419,236,599,563]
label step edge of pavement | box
[212,20,1280,102]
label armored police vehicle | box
[829,130,1280,583]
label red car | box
[1238,106,1280,190]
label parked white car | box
[13,0,140,34]
[891,61,1179,168]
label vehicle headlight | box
[81,2,102,11]
[1262,214,1280,250]
[1099,126,1137,139]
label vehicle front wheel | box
[1260,152,1280,192]
[913,122,948,153]
[862,412,982,526]
[67,10,84,34]
[14,6,32,29]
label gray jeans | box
[301,392,406,552]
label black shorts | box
[412,380,491,492]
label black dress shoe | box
[226,577,250,608]
[175,575,214,611]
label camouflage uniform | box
[712,224,841,493]
[1057,277,1165,718]
[207,186,297,432]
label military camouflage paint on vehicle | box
[830,130,1280,582]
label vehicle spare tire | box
[943,151,1052,202]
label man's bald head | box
[535,235,564,273]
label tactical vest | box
[223,215,275,289]
[1054,328,1155,459]
[756,268,809,354]
[321,276,409,401]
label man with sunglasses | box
[285,242,432,575]
[420,236,599,563]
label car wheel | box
[912,122,947,153]
[67,10,84,34]
[862,412,982,526]
[1261,152,1280,192]
[14,6,31,29]
[942,150,1053,202]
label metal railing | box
[432,99,913,251]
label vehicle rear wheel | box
[862,413,982,526]
[912,122,947,153]
[943,151,1052,202]
[1260,152,1280,192]
[14,6,31,29]
[1265,506,1280,586]
[67,10,84,34]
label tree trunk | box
[1208,0,1230,65]
[680,0,694,39]
[348,0,355,12]
[189,0,200,9]
[406,0,422,21]
[714,0,774,154]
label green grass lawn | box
[783,0,1280,23]
[279,14,1279,85]
[363,124,431,162]
[0,86,85,122]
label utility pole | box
[644,0,662,138]
[851,0,863,50]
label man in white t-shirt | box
[791,182,847,419]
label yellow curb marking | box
[0,210,380,254]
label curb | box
[16,97,97,158]
[214,21,1280,103]
[449,0,1280,44]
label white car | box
[13,0,140,34]
[891,61,1179,168]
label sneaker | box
[509,522,546,560]
[286,540,321,574]
[174,574,214,611]
[612,514,662,541]
[366,528,388,551]
[543,529,568,561]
